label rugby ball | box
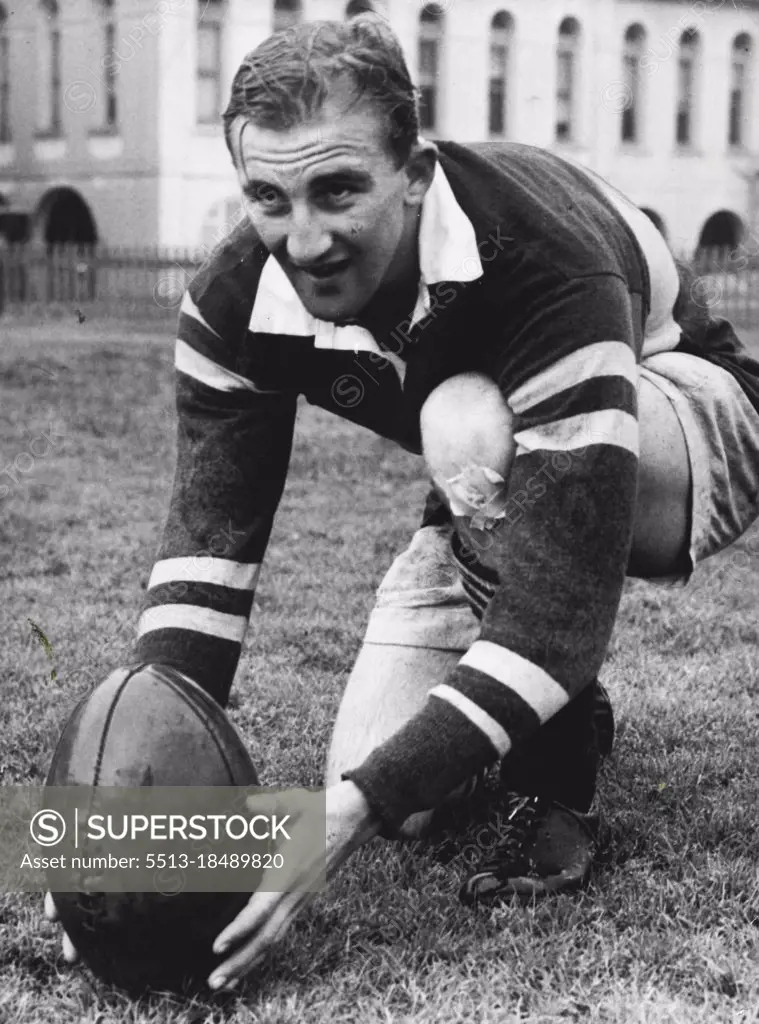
[45,663,259,994]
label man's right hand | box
[44,891,79,964]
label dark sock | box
[498,679,613,813]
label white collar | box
[248,161,483,356]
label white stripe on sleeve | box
[429,683,511,757]
[509,342,638,415]
[148,558,261,591]
[514,408,638,457]
[181,291,223,340]
[459,641,569,723]
[137,604,249,644]
[175,339,281,394]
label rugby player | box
[46,15,759,991]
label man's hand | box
[208,780,381,992]
[43,891,79,964]
[42,780,382,991]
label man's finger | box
[213,840,321,956]
[209,894,300,990]
[46,892,80,963]
[62,931,79,963]
[44,891,58,921]
[213,888,283,955]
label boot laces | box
[479,793,543,873]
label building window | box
[697,209,744,253]
[418,3,444,134]
[0,5,9,143]
[676,28,700,146]
[37,0,62,136]
[273,0,301,33]
[621,23,645,143]
[729,33,752,148]
[555,17,580,142]
[197,0,223,126]
[100,0,117,130]
[488,12,513,137]
[345,0,375,15]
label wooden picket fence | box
[0,242,757,327]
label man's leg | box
[326,524,478,837]
[326,645,460,836]
[326,377,516,834]
[628,375,691,578]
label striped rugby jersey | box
[133,141,757,830]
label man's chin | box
[299,293,362,324]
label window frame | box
[621,24,646,145]
[196,0,224,127]
[555,17,580,144]
[675,29,700,149]
[488,12,513,138]
[728,34,752,149]
[36,0,62,137]
[418,3,444,135]
[0,5,10,144]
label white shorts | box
[364,351,759,653]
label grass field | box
[1,316,758,1024]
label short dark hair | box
[222,17,420,169]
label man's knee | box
[420,373,516,520]
[630,376,691,576]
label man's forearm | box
[133,355,297,706]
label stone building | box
[0,0,757,255]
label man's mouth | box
[300,259,351,282]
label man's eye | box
[250,186,283,206]
[323,186,355,203]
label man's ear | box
[403,140,438,208]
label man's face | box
[230,87,417,322]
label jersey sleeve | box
[131,288,297,707]
[346,272,641,829]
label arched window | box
[345,0,375,16]
[37,187,99,245]
[621,24,645,143]
[489,12,514,137]
[555,17,580,142]
[273,0,301,33]
[197,0,224,126]
[729,33,752,147]
[37,0,62,136]
[676,28,700,146]
[697,210,744,251]
[100,0,117,130]
[418,3,444,134]
[0,4,9,143]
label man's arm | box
[132,291,298,706]
[345,272,641,829]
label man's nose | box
[286,206,332,267]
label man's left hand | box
[208,780,381,991]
